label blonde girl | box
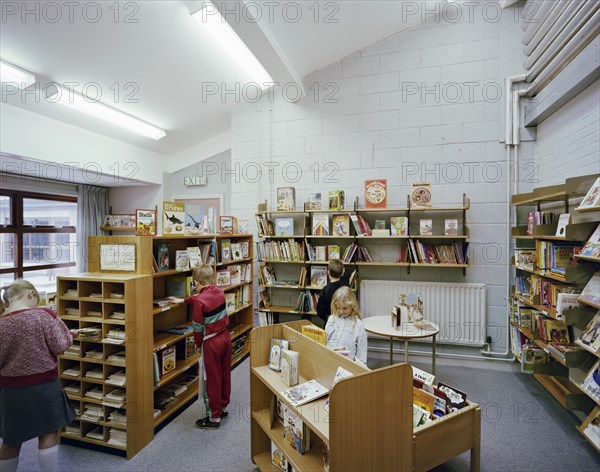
[0,280,77,472]
[325,286,368,364]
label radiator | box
[359,280,486,346]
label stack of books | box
[108,428,127,447]
[106,370,126,387]
[81,404,103,423]
[102,329,126,345]
[103,388,126,408]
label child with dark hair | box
[316,259,349,324]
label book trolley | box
[250,321,481,471]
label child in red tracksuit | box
[168,265,231,429]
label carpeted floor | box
[9,355,600,471]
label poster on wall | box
[175,196,223,235]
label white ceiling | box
[0,0,437,159]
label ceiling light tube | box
[46,85,166,140]
[0,59,36,89]
[191,1,273,89]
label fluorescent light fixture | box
[46,85,166,140]
[0,59,36,88]
[191,1,273,89]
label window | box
[0,190,77,294]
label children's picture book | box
[398,293,424,322]
[333,366,353,385]
[275,217,294,236]
[280,349,299,387]
[374,219,386,230]
[412,366,435,386]
[577,177,600,209]
[187,246,201,269]
[580,271,600,306]
[576,311,600,354]
[581,224,600,258]
[332,214,350,236]
[328,189,345,210]
[310,265,328,288]
[231,243,242,260]
[221,239,232,263]
[444,219,459,236]
[163,201,185,235]
[157,243,170,271]
[413,387,436,414]
[581,406,600,450]
[281,379,329,407]
[437,382,467,411]
[270,441,288,472]
[166,275,192,298]
[185,337,197,359]
[216,269,231,287]
[225,293,236,314]
[364,179,387,208]
[277,187,296,211]
[312,213,329,236]
[219,216,234,234]
[391,217,408,236]
[555,292,580,319]
[175,250,189,271]
[420,219,433,236]
[581,359,600,403]
[135,209,156,236]
[282,403,310,454]
[555,213,571,237]
[268,339,290,371]
[301,325,326,345]
[259,289,272,308]
[159,346,176,376]
[228,265,241,285]
[308,192,322,210]
[410,182,432,208]
[241,241,250,258]
[328,245,340,260]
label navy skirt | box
[0,377,75,444]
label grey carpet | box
[8,357,600,471]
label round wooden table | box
[363,316,439,375]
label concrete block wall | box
[230,2,527,354]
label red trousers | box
[203,330,232,419]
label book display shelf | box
[58,232,253,458]
[255,194,470,321]
[510,173,600,451]
[250,321,481,471]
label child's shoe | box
[195,417,220,429]
[221,407,229,418]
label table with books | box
[363,316,439,374]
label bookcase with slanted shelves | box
[255,194,470,322]
[510,173,600,448]
[58,233,253,457]
[57,272,153,459]
[250,320,481,471]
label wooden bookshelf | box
[250,321,481,471]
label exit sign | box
[183,175,207,186]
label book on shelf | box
[135,209,157,236]
[576,311,600,354]
[225,293,236,314]
[229,265,241,285]
[216,269,231,287]
[372,229,390,236]
[231,243,242,260]
[364,179,387,208]
[163,201,185,235]
[328,189,345,210]
[277,187,296,211]
[328,245,340,260]
[301,324,326,345]
[391,216,408,236]
[581,224,600,258]
[555,292,581,319]
[159,346,176,376]
[577,177,600,209]
[175,250,189,271]
[268,339,289,371]
[310,265,328,288]
[219,216,237,234]
[184,336,197,359]
[374,220,386,230]
[581,406,600,450]
[259,289,271,308]
[333,366,353,385]
[270,441,289,472]
[581,359,600,403]
[437,382,467,411]
[444,219,459,236]
[554,213,571,237]
[521,344,551,373]
[187,246,201,269]
[312,213,329,236]
[281,379,329,407]
[308,192,322,210]
[413,387,436,415]
[332,214,350,236]
[580,271,600,306]
[410,182,432,208]
[158,324,193,335]
[282,403,310,454]
[221,239,232,262]
[419,219,433,236]
[514,249,535,270]
[275,217,294,236]
[259,265,276,285]
[280,349,299,387]
[412,366,435,386]
[157,243,170,271]
[397,293,424,323]
[166,275,192,298]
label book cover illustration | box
[333,366,353,385]
[301,325,327,345]
[221,239,232,263]
[364,179,387,208]
[581,407,600,450]
[219,216,234,234]
[308,192,322,210]
[412,366,435,386]
[281,379,329,407]
[332,214,350,236]
[270,441,288,472]
[225,293,236,314]
[581,359,600,403]
[229,265,241,285]
[576,311,600,354]
[216,269,231,287]
[398,293,424,323]
[581,224,600,258]
[328,190,345,210]
[268,339,290,371]
[283,403,309,454]
[420,219,433,236]
[580,271,600,306]
[157,243,170,271]
[555,213,571,237]
[275,217,294,236]
[175,250,189,271]
[578,177,600,209]
[410,182,432,208]
[437,382,467,411]
[280,349,299,387]
[135,209,156,236]
[310,265,328,288]
[160,346,176,375]
[555,292,580,319]
[391,217,408,236]
[312,213,329,236]
[163,201,185,235]
[277,187,296,211]
[187,246,201,269]
[328,245,340,260]
[444,219,459,236]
